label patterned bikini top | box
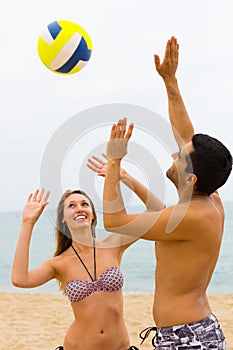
[65,266,124,303]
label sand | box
[0,293,232,350]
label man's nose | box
[172,152,178,160]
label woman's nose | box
[75,205,84,212]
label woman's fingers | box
[28,189,49,204]
[37,188,45,202]
[42,191,50,205]
[31,189,40,202]
[92,156,105,165]
[87,156,106,173]
[26,193,33,203]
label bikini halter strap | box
[71,238,96,281]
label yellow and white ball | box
[38,20,92,75]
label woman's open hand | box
[22,189,50,225]
[87,154,127,179]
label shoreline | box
[0,293,232,349]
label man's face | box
[166,142,194,189]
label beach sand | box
[0,293,232,350]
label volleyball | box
[38,20,92,75]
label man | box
[103,37,232,349]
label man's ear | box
[186,174,197,186]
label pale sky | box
[1,0,233,211]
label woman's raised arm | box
[12,189,55,288]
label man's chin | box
[166,170,177,187]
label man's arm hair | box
[154,37,194,147]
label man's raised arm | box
[154,36,194,147]
[103,118,134,230]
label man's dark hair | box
[185,134,232,195]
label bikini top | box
[65,266,124,303]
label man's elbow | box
[103,216,113,231]
[103,214,119,232]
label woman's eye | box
[82,202,89,206]
[68,204,74,208]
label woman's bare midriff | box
[63,291,130,350]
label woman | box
[12,155,164,350]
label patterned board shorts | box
[139,314,226,350]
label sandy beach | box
[0,293,232,350]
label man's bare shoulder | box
[209,191,224,215]
[157,197,224,239]
[139,202,210,241]
[188,194,224,226]
[177,196,224,241]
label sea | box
[1,201,233,295]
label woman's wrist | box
[21,217,35,228]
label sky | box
[1,0,233,211]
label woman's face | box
[63,193,95,231]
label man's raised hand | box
[106,118,134,161]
